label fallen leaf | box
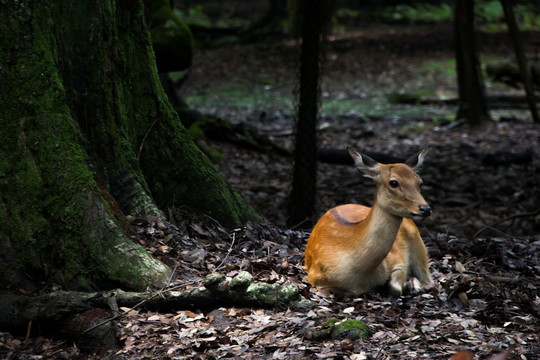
[450,350,473,360]
[455,260,466,273]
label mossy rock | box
[149,1,194,72]
[307,318,371,341]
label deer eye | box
[389,180,399,188]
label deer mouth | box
[413,214,429,221]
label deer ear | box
[347,147,380,179]
[405,146,430,173]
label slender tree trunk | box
[454,0,491,125]
[287,1,328,227]
[500,0,539,123]
[0,0,257,291]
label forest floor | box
[2,24,539,359]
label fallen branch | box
[0,271,312,349]
[393,94,540,110]
[473,208,540,238]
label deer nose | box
[418,205,431,218]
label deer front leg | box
[388,266,407,296]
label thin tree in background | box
[287,1,329,227]
[454,0,491,125]
[500,0,539,123]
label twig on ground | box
[473,209,540,238]
[215,232,236,271]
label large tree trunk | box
[0,0,257,292]
[454,0,491,125]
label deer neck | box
[355,201,403,264]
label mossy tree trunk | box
[0,0,257,291]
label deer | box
[304,147,432,297]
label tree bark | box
[454,0,491,125]
[0,0,257,292]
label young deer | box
[304,147,432,296]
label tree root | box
[0,272,312,353]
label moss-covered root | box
[80,189,171,290]
[202,272,313,311]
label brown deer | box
[304,147,432,296]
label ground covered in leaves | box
[2,24,539,359]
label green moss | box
[188,122,205,140]
[204,146,226,164]
[2,0,254,294]
[256,73,272,86]
[203,273,226,289]
[0,3,93,275]
[245,283,282,306]
[229,271,254,290]
[0,1,170,290]
[139,108,259,225]
[149,0,194,72]
[313,318,371,340]
[381,3,453,24]
[388,90,433,105]
[184,83,293,110]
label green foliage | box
[373,1,540,29]
[185,83,293,111]
[421,58,457,77]
[517,5,540,30]
[175,5,212,27]
[256,73,272,86]
[334,7,361,22]
[382,3,453,24]
[476,0,503,23]
[331,7,361,33]
[476,1,540,31]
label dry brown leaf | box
[450,350,473,360]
